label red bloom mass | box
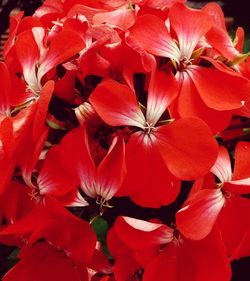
[0,0,250,280]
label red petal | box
[0,118,14,194]
[188,65,249,110]
[118,132,181,208]
[205,27,240,61]
[180,228,232,281]
[38,30,85,82]
[177,71,232,133]
[12,104,37,148]
[145,0,186,9]
[0,62,11,116]
[93,5,135,30]
[186,173,216,201]
[169,3,212,60]
[97,135,126,200]
[63,17,88,41]
[0,181,33,224]
[134,226,231,281]
[210,146,232,183]
[0,199,71,245]
[155,118,218,180]
[224,141,250,193]
[9,74,34,106]
[54,70,76,102]
[29,217,96,264]
[3,11,24,58]
[202,2,227,31]
[17,81,54,186]
[146,69,178,126]
[235,27,245,53]
[38,145,79,197]
[59,127,96,198]
[230,228,250,261]
[79,51,110,78]
[57,189,89,207]
[89,248,113,275]
[34,0,64,20]
[0,117,14,158]
[218,196,250,257]
[18,16,44,33]
[223,181,250,195]
[3,242,89,281]
[143,243,178,281]
[202,3,239,61]
[112,246,141,281]
[232,141,250,180]
[32,80,54,140]
[66,4,102,24]
[128,14,180,61]
[89,79,145,128]
[113,216,174,251]
[19,127,48,187]
[176,189,225,240]
[15,29,40,91]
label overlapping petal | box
[169,3,212,60]
[176,188,225,240]
[0,118,14,194]
[202,3,240,61]
[38,30,85,82]
[177,71,232,133]
[218,195,250,258]
[210,146,232,183]
[37,145,79,197]
[154,118,218,180]
[187,65,249,111]
[112,216,173,251]
[58,127,96,198]
[15,28,41,92]
[128,14,180,61]
[0,62,11,116]
[89,79,146,128]
[96,135,126,200]
[118,132,181,207]
[146,69,178,126]
[232,141,250,180]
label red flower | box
[127,3,249,133]
[89,73,218,207]
[57,127,126,204]
[2,212,96,281]
[108,216,231,281]
[176,143,250,259]
[14,27,84,93]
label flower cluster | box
[0,0,250,280]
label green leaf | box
[91,215,109,242]
[91,216,113,259]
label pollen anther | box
[29,188,39,201]
[144,122,155,135]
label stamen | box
[96,197,114,215]
[144,122,155,135]
[29,188,39,201]
[51,19,63,27]
[216,183,223,189]
[26,85,40,97]
[179,56,194,71]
